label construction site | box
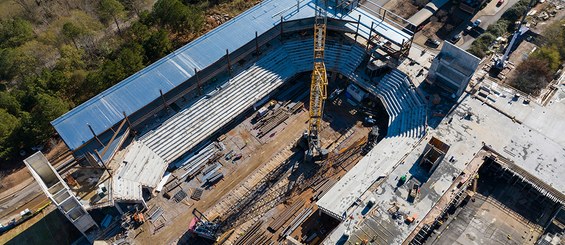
[12,0,565,244]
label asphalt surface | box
[458,0,520,50]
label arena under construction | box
[21,0,565,244]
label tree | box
[99,0,126,33]
[486,20,510,37]
[116,44,145,75]
[121,0,147,17]
[100,60,126,86]
[27,93,69,144]
[127,22,151,43]
[0,18,34,49]
[0,40,57,80]
[62,22,84,48]
[532,46,561,72]
[153,0,204,34]
[0,92,21,116]
[0,109,20,160]
[467,33,496,58]
[541,20,565,59]
[510,58,552,95]
[144,29,172,61]
[56,45,86,72]
[0,47,36,80]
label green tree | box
[0,18,34,48]
[99,0,126,33]
[62,22,84,49]
[116,43,145,78]
[0,46,37,80]
[144,29,172,61]
[0,109,20,160]
[127,22,151,43]
[56,45,86,72]
[27,93,69,144]
[100,60,126,86]
[467,33,496,58]
[532,46,561,72]
[153,0,204,34]
[542,20,565,59]
[486,20,510,37]
[0,92,21,116]
[120,0,147,17]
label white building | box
[427,42,480,97]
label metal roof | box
[406,0,450,27]
[52,0,412,150]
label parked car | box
[425,38,440,47]
[472,19,482,27]
[496,0,504,6]
[450,33,462,43]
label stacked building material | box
[281,206,314,238]
[268,199,305,231]
[234,221,263,245]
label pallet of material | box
[268,199,305,232]
[201,162,221,180]
[257,109,289,137]
[174,142,221,180]
[163,177,183,196]
[206,172,224,183]
[191,188,203,201]
[173,189,188,203]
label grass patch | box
[0,0,23,20]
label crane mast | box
[306,8,329,161]
[494,0,536,70]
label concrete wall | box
[428,42,480,97]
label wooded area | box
[509,20,565,95]
[0,0,258,165]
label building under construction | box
[21,0,565,244]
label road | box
[0,179,45,223]
[0,151,73,225]
[458,0,520,50]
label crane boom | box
[494,0,536,69]
[307,8,329,160]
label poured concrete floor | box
[429,194,542,245]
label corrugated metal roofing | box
[406,0,450,27]
[52,0,412,150]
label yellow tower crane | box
[306,8,329,161]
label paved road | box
[458,0,520,50]
[0,175,46,224]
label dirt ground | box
[383,0,420,19]
[137,108,313,244]
[131,74,381,244]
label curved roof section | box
[52,0,412,150]
[406,0,450,27]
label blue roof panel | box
[52,0,411,150]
